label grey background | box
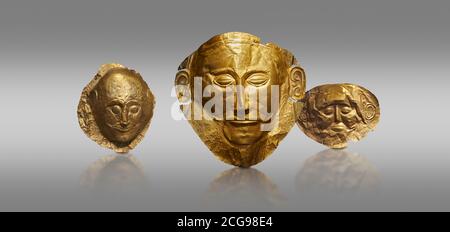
[0,0,449,211]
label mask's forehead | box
[98,71,144,102]
[199,43,276,76]
[316,85,351,108]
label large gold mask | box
[297,84,380,148]
[175,32,306,167]
[78,64,155,153]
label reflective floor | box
[1,139,448,211]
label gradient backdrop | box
[0,0,449,211]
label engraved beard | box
[311,99,364,147]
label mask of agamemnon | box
[297,84,380,149]
[175,32,306,167]
[78,64,155,153]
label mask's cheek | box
[104,109,119,126]
[342,111,359,129]
[315,113,334,130]
[126,127,141,142]
[255,86,275,120]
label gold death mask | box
[78,64,155,153]
[297,83,380,149]
[175,32,306,167]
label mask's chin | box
[103,127,140,146]
[215,118,269,146]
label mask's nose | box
[334,105,342,123]
[120,121,130,128]
[120,110,130,127]
[233,87,252,120]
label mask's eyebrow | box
[106,99,124,106]
[322,100,351,108]
[126,99,140,106]
[340,102,352,107]
[209,67,236,76]
[244,70,268,79]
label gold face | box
[78,64,155,153]
[176,32,306,167]
[202,42,279,146]
[297,84,380,148]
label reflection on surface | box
[204,168,285,210]
[296,149,379,195]
[80,154,148,194]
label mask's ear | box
[93,90,99,100]
[88,89,99,102]
[288,65,306,102]
[175,69,192,104]
[358,90,378,122]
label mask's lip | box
[212,117,272,126]
[214,117,271,123]
[330,123,354,132]
[108,124,135,132]
[226,120,260,126]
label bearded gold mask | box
[175,32,306,167]
[78,64,155,153]
[297,83,380,148]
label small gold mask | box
[297,83,380,148]
[78,64,155,153]
[175,32,306,167]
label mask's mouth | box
[227,120,259,126]
[329,123,354,133]
[108,123,135,132]
[220,118,272,129]
[222,120,266,146]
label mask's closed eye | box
[213,74,235,87]
[340,106,353,114]
[129,105,141,114]
[321,106,335,116]
[246,74,269,87]
[110,105,122,115]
